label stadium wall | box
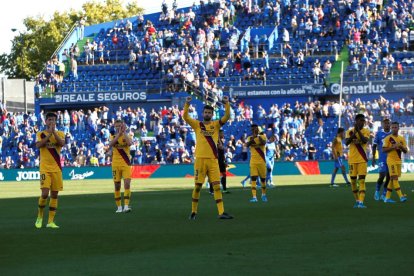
[1,78,35,113]
[2,160,414,182]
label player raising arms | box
[382,122,408,203]
[345,114,370,208]
[246,125,268,202]
[184,96,233,220]
[109,119,133,213]
[330,128,350,187]
[35,112,65,229]
[372,118,391,201]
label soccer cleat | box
[218,212,234,219]
[35,218,43,229]
[46,222,60,229]
[330,184,339,188]
[400,196,407,203]
[380,194,385,201]
[358,202,367,208]
[374,191,380,201]
[189,212,197,220]
[250,197,258,203]
[115,207,123,213]
[222,190,230,194]
[267,183,275,188]
[240,181,246,187]
[384,198,396,203]
[123,206,132,213]
[353,202,359,208]
[261,195,268,202]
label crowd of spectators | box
[26,0,414,168]
[33,0,414,97]
[35,0,364,95]
[1,96,413,169]
[345,0,414,79]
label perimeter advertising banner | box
[1,161,413,181]
[229,84,326,98]
[54,91,147,104]
[329,80,414,95]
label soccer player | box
[109,119,133,213]
[372,118,391,200]
[209,129,229,194]
[345,114,370,208]
[246,124,268,202]
[382,122,408,203]
[35,112,65,229]
[184,96,233,220]
[265,134,277,187]
[330,128,350,187]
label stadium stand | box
[6,0,414,168]
[1,96,413,168]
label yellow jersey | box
[248,134,267,164]
[183,102,230,159]
[346,127,370,163]
[383,134,407,164]
[110,134,132,166]
[37,130,65,172]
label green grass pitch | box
[1,174,413,275]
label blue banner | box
[330,80,414,95]
[229,84,326,98]
[54,91,147,104]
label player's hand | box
[121,124,127,133]
[222,96,229,104]
[186,96,192,103]
[47,125,54,134]
[353,123,359,131]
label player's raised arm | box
[183,96,198,128]
[219,96,230,126]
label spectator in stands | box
[97,42,105,64]
[323,59,332,76]
[282,28,291,50]
[323,143,333,160]
[77,17,86,41]
[285,152,296,162]
[129,50,136,70]
[308,143,317,160]
[70,57,78,80]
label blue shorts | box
[334,157,344,168]
[266,158,274,170]
[378,161,388,173]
